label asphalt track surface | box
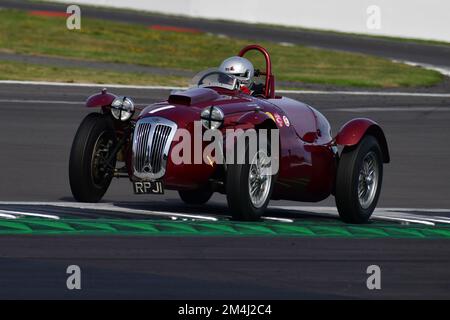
[1,0,450,71]
[0,83,449,299]
[0,0,450,300]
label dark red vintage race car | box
[69,45,389,223]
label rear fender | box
[335,118,390,163]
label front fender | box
[335,118,390,163]
[86,89,117,109]
[223,111,278,160]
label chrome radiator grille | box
[132,117,177,180]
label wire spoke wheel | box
[91,131,115,188]
[335,135,384,224]
[69,113,117,203]
[248,150,272,208]
[226,131,276,221]
[357,152,379,209]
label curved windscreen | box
[190,68,237,91]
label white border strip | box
[1,80,450,97]
[0,212,17,219]
[373,215,435,226]
[0,99,82,105]
[0,209,60,220]
[0,201,218,221]
[0,80,186,90]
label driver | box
[219,56,264,96]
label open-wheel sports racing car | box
[69,44,390,223]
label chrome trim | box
[132,117,177,180]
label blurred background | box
[0,0,450,300]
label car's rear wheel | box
[69,113,117,202]
[178,188,213,205]
[335,135,383,223]
[226,138,275,221]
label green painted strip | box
[0,220,33,232]
[0,218,450,239]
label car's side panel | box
[267,97,318,142]
[258,97,337,202]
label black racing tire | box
[69,113,117,202]
[178,188,213,205]
[226,137,276,221]
[335,135,383,223]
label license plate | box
[133,181,164,194]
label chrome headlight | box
[111,96,135,121]
[201,106,224,130]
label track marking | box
[0,209,59,220]
[0,202,218,221]
[263,216,294,223]
[393,59,450,77]
[0,202,447,226]
[276,90,450,98]
[373,215,435,226]
[0,99,82,105]
[408,217,450,224]
[5,99,450,112]
[0,212,17,219]
[270,206,450,225]
[1,80,450,98]
[330,106,450,113]
[0,80,186,90]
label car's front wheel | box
[335,135,383,223]
[69,113,117,202]
[226,139,275,221]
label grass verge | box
[0,9,444,88]
[0,60,188,86]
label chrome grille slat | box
[151,125,162,173]
[152,125,170,174]
[142,123,152,171]
[137,124,144,171]
[136,123,151,172]
[132,117,177,180]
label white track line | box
[276,90,450,97]
[263,216,294,223]
[0,80,186,90]
[0,201,217,221]
[270,206,449,225]
[1,202,449,225]
[7,99,449,112]
[376,212,450,225]
[373,215,435,226]
[1,80,450,98]
[0,209,59,220]
[0,212,17,219]
[409,217,450,224]
[393,60,450,77]
[0,99,82,105]
[331,106,450,113]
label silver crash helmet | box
[219,56,254,87]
